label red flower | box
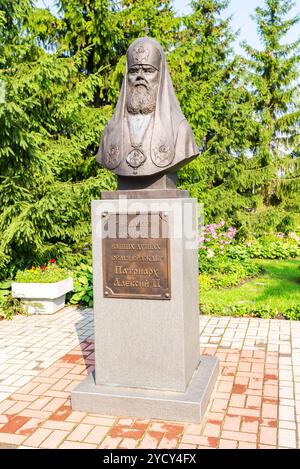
[41,265,47,270]
[49,258,56,264]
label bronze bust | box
[97,37,199,179]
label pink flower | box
[207,248,214,258]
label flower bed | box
[12,260,73,315]
[198,221,263,289]
[15,259,70,283]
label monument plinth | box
[71,37,218,422]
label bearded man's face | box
[126,64,159,115]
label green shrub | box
[200,303,276,319]
[227,236,300,260]
[0,251,10,280]
[199,257,262,291]
[199,274,214,291]
[0,279,12,290]
[69,264,93,307]
[0,288,25,320]
[248,242,299,259]
[225,244,250,260]
[284,306,300,321]
[201,302,300,321]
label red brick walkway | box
[0,308,299,448]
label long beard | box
[127,84,157,115]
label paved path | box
[0,308,299,449]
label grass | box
[200,259,300,313]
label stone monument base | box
[71,356,218,423]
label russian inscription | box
[102,212,170,299]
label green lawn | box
[201,259,300,313]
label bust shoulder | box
[174,119,199,162]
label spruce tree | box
[176,0,256,226]
[0,0,180,279]
[1,0,299,280]
[56,0,180,103]
[241,0,300,235]
[0,1,115,278]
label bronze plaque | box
[102,212,170,300]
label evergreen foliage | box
[0,0,299,280]
[240,0,300,236]
[176,0,257,225]
[0,0,115,278]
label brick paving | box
[0,307,299,449]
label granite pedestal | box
[72,197,218,422]
[72,356,218,423]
